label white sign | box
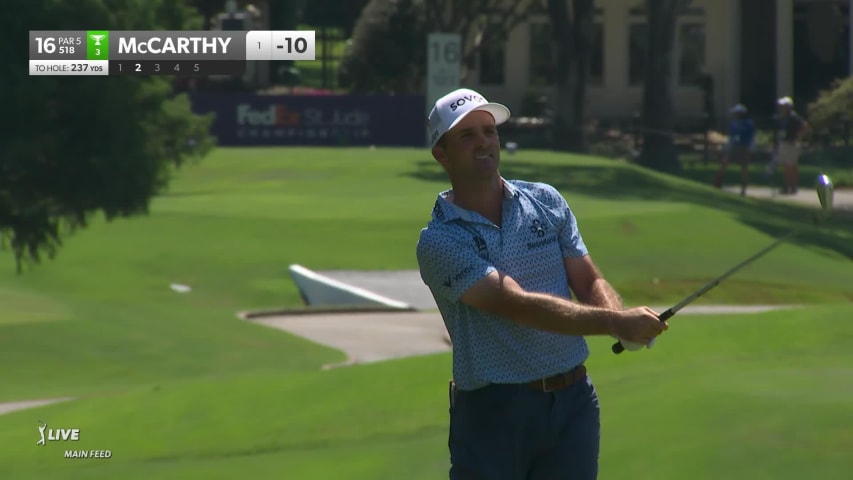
[426,33,461,145]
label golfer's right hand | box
[610,307,668,345]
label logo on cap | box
[449,94,486,112]
[427,88,511,147]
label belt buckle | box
[540,376,557,393]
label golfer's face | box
[439,110,501,179]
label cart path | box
[723,184,853,209]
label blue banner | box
[188,93,427,147]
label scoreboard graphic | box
[29,30,315,76]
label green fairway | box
[1,306,851,479]
[0,147,851,478]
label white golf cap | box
[730,104,747,114]
[427,88,511,147]
[777,96,793,106]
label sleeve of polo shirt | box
[542,184,589,258]
[416,228,496,302]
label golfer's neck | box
[451,176,504,226]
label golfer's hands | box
[609,307,668,346]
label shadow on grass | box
[404,157,853,261]
[677,147,853,188]
[158,190,220,198]
[671,161,850,190]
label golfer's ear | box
[432,143,448,166]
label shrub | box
[807,76,853,146]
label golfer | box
[416,88,668,479]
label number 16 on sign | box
[426,33,461,144]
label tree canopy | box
[339,0,538,93]
[1,0,215,272]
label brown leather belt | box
[527,364,587,392]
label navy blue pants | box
[448,374,601,479]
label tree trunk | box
[638,0,681,172]
[548,0,594,152]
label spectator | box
[773,97,809,194]
[713,104,756,196]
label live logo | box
[47,428,80,441]
[64,449,112,459]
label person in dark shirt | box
[713,104,756,196]
[773,97,809,194]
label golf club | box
[612,173,835,355]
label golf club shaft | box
[611,225,804,354]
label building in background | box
[467,0,852,126]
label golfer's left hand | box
[618,338,655,351]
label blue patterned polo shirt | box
[416,179,590,390]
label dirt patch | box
[247,311,451,369]
[0,397,74,416]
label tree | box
[338,0,428,93]
[638,0,681,172]
[268,0,306,30]
[426,0,538,84]
[303,0,370,37]
[806,75,853,145]
[189,0,228,29]
[1,0,215,272]
[547,0,595,152]
[340,0,537,93]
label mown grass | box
[0,147,850,478]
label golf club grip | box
[611,309,674,354]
